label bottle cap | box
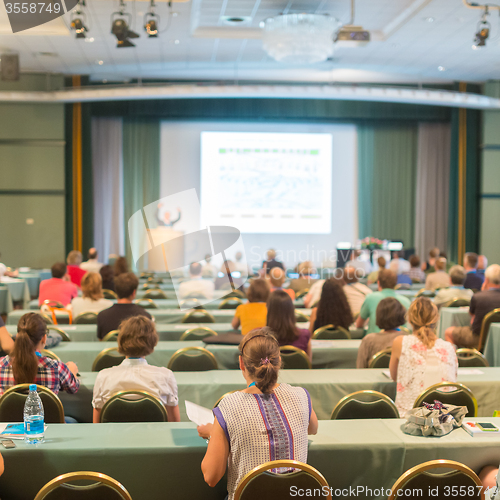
[29,384,37,391]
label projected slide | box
[200,132,332,234]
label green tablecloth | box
[17,273,41,298]
[436,307,470,339]
[59,367,500,424]
[0,287,13,315]
[484,324,500,366]
[0,279,30,308]
[1,419,500,500]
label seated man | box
[97,272,151,340]
[445,264,500,348]
[425,257,451,290]
[345,250,371,277]
[268,267,295,300]
[477,255,488,275]
[262,248,284,275]
[355,269,411,335]
[343,266,372,317]
[39,262,78,307]
[80,248,103,273]
[178,263,215,300]
[389,251,411,276]
[290,261,317,294]
[463,252,485,290]
[434,265,474,308]
[408,255,426,283]
[66,250,87,288]
[92,316,180,423]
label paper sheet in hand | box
[185,401,214,426]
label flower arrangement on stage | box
[360,237,383,250]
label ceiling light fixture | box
[473,7,490,48]
[438,66,445,71]
[111,0,140,48]
[70,0,88,39]
[144,0,159,38]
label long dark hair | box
[12,313,46,384]
[315,278,353,329]
[267,290,299,344]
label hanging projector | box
[335,25,370,47]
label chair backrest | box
[279,346,311,369]
[234,460,331,500]
[388,460,484,500]
[34,471,133,500]
[147,277,163,284]
[179,299,204,310]
[456,348,489,368]
[43,300,65,309]
[294,311,310,323]
[102,289,118,299]
[441,297,471,308]
[143,289,168,300]
[0,384,64,423]
[181,310,215,323]
[133,298,158,309]
[100,390,167,423]
[312,325,351,340]
[140,272,155,279]
[213,390,239,408]
[295,289,310,300]
[167,347,218,371]
[331,390,399,420]
[218,297,243,309]
[180,327,217,341]
[224,290,246,299]
[74,311,98,324]
[92,348,126,372]
[416,288,435,298]
[368,348,392,369]
[102,330,119,342]
[478,308,500,352]
[39,313,54,325]
[184,291,209,299]
[41,349,61,361]
[413,382,478,417]
[394,283,410,290]
[47,326,71,342]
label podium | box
[144,228,184,272]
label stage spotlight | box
[144,0,160,38]
[70,1,88,39]
[473,8,490,48]
[111,0,139,48]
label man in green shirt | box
[355,269,411,334]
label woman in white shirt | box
[92,316,180,422]
[70,272,113,318]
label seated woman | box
[99,265,115,292]
[197,328,318,500]
[92,316,180,423]
[389,297,457,417]
[70,272,113,318]
[232,279,270,335]
[0,312,79,395]
[267,290,312,361]
[308,278,353,336]
[356,297,407,368]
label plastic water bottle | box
[23,384,44,444]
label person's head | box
[407,297,438,348]
[478,255,488,271]
[353,249,362,259]
[449,265,466,286]
[247,278,270,303]
[235,251,243,262]
[220,261,236,274]
[12,313,47,384]
[316,278,353,330]
[267,249,277,260]
[204,254,211,264]
[81,272,103,301]
[343,266,359,284]
[435,257,447,271]
[269,267,286,288]
[485,264,500,288]
[266,290,297,344]
[377,256,387,269]
[463,252,478,270]
[114,272,139,300]
[409,255,420,269]
[429,247,440,259]
[375,297,407,331]
[88,248,98,260]
[113,256,129,277]
[118,316,158,357]
[51,262,67,279]
[189,262,202,277]
[377,269,397,290]
[239,327,282,394]
[99,265,114,286]
[298,261,314,276]
[67,250,82,266]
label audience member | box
[408,255,426,283]
[342,266,372,316]
[0,252,17,278]
[198,328,318,499]
[179,263,215,300]
[39,263,78,307]
[0,317,15,356]
[92,316,180,423]
[422,247,440,273]
[268,267,295,300]
[201,255,218,279]
[66,250,87,287]
[290,261,317,294]
[478,255,488,275]
[309,278,353,335]
[267,290,312,361]
[0,313,80,396]
[356,298,407,368]
[97,273,151,340]
[70,272,113,318]
[232,279,269,335]
[356,270,411,334]
[433,265,474,308]
[303,277,326,308]
[463,252,485,290]
[425,257,451,290]
[214,261,244,290]
[390,298,457,417]
[345,249,372,276]
[80,248,103,273]
[113,256,129,277]
[233,251,248,274]
[367,257,386,285]
[262,249,284,275]
[445,264,500,348]
[389,251,411,276]
[99,265,115,292]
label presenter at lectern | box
[156,203,181,228]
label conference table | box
[59,367,500,424]
[1,418,500,500]
[0,279,30,309]
[0,287,13,316]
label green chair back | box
[312,325,350,340]
[143,289,168,300]
[100,391,167,423]
[133,299,158,309]
[368,348,392,369]
[102,289,118,299]
[413,382,477,417]
[181,310,215,323]
[74,312,98,324]
[92,348,126,372]
[180,327,217,341]
[218,298,243,309]
[279,346,311,369]
[478,308,500,352]
[167,347,218,371]
[331,390,399,420]
[456,348,488,368]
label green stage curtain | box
[122,119,160,268]
[358,123,418,247]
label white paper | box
[382,370,392,379]
[185,401,214,426]
[457,368,484,375]
[62,326,77,331]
